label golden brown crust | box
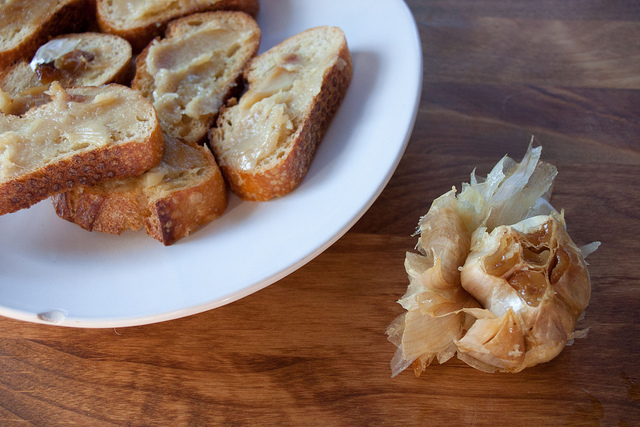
[211,28,353,201]
[147,155,228,245]
[53,142,227,245]
[96,0,259,52]
[0,0,95,68]
[1,127,163,215]
[53,186,147,233]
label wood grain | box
[2,1,640,425]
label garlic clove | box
[416,189,470,285]
[459,213,592,372]
[455,308,526,373]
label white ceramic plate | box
[0,0,422,327]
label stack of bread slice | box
[0,1,353,245]
[55,11,261,245]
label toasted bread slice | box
[96,0,259,51]
[0,0,94,68]
[53,12,261,245]
[209,26,353,201]
[54,136,227,245]
[0,32,133,116]
[133,11,261,145]
[0,83,163,215]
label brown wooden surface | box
[2,1,640,425]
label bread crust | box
[146,152,228,245]
[210,27,353,201]
[53,142,228,245]
[54,188,148,234]
[1,128,163,215]
[0,84,163,215]
[96,0,259,52]
[0,0,95,68]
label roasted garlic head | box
[387,143,598,376]
[457,213,592,372]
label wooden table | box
[2,1,639,425]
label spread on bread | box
[54,135,227,245]
[210,26,353,201]
[96,0,260,51]
[0,83,163,215]
[222,56,301,170]
[135,11,261,145]
[53,11,260,245]
[1,3,353,245]
[1,32,132,115]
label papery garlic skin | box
[455,143,557,232]
[387,190,480,377]
[458,214,592,372]
[416,190,470,284]
[456,308,526,372]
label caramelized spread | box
[0,84,144,181]
[142,137,208,191]
[481,218,572,308]
[108,0,217,22]
[112,0,175,20]
[146,26,246,134]
[223,55,306,170]
[0,85,50,116]
[239,66,297,108]
[0,35,123,116]
[35,50,95,84]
